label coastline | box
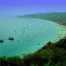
[51,23,66,43]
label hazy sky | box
[0,0,66,15]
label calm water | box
[0,16,63,57]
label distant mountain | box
[18,12,66,25]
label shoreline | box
[51,22,66,43]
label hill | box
[18,12,66,25]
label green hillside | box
[18,13,66,25]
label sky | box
[0,0,66,16]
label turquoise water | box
[0,16,63,57]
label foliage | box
[19,12,66,25]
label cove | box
[0,16,65,57]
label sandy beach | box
[51,22,66,43]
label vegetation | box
[0,13,66,66]
[18,12,66,25]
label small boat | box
[8,37,14,41]
[0,39,4,43]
